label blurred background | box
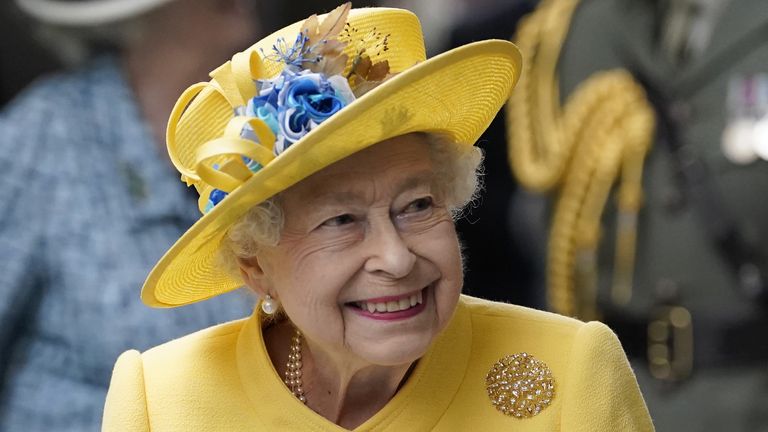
[1,0,766,431]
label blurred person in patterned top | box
[0,0,260,430]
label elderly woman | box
[103,4,654,431]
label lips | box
[354,290,423,313]
[346,286,430,321]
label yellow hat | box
[142,3,522,308]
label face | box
[246,134,464,367]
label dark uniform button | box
[662,187,687,214]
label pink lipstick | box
[348,287,428,321]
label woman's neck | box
[264,320,415,429]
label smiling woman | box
[240,136,464,376]
[102,3,654,431]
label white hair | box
[218,132,484,279]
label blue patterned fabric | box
[0,57,253,431]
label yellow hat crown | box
[166,3,426,214]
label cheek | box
[411,221,463,315]
[278,280,345,345]
[272,248,363,343]
[417,220,463,278]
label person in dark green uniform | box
[509,0,768,430]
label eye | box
[321,213,356,227]
[403,197,433,213]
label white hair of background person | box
[12,0,257,67]
[14,0,175,26]
[12,0,171,66]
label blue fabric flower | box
[244,69,355,156]
[279,106,310,144]
[204,188,229,213]
[246,97,280,136]
[280,74,346,123]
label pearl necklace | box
[284,328,307,403]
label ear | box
[238,255,274,298]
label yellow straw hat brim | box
[142,30,521,308]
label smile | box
[347,287,429,321]
[355,290,423,313]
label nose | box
[363,218,416,279]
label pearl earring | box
[261,294,278,315]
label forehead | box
[284,134,434,201]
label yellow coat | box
[103,296,654,431]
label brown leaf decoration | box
[352,56,372,77]
[329,54,350,76]
[366,60,389,82]
[298,3,351,73]
[349,59,392,98]
[352,80,382,98]
[300,14,319,39]
[307,2,351,47]
[316,54,349,76]
[318,39,346,59]
[308,40,348,74]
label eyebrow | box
[308,170,436,207]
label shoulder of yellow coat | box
[459,294,585,334]
[450,296,653,431]
[458,295,630,375]
[104,317,255,431]
[103,350,150,431]
[562,320,655,430]
[141,316,248,359]
[457,294,590,390]
[137,317,248,389]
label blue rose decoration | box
[248,98,280,136]
[305,92,346,122]
[204,188,229,213]
[277,73,347,149]
[280,74,346,124]
[244,69,355,156]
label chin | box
[355,333,435,366]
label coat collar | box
[236,298,473,431]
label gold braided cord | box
[507,0,655,318]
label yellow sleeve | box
[561,321,654,431]
[102,350,151,432]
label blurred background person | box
[0,0,268,430]
[506,0,768,430]
[0,4,59,106]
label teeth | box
[399,298,410,310]
[358,290,425,313]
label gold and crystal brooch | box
[485,352,555,418]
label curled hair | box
[218,132,484,279]
[424,132,484,219]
